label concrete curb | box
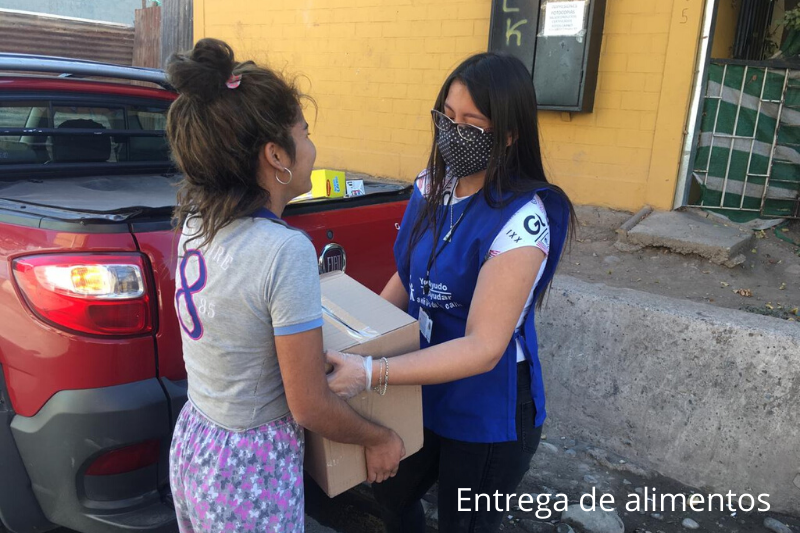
[536,276,800,516]
[615,205,653,240]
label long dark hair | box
[166,38,308,249]
[415,52,576,306]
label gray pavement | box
[623,209,754,266]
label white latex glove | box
[325,350,372,399]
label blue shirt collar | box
[251,207,280,220]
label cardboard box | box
[305,271,423,498]
[291,169,346,203]
[311,169,346,198]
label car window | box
[0,102,50,164]
[130,107,167,131]
[0,101,170,166]
[53,106,124,129]
[0,102,48,128]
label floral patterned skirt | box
[169,401,305,532]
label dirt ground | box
[562,206,800,324]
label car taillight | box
[12,253,153,336]
[86,440,160,476]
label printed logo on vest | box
[524,214,544,236]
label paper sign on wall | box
[542,1,586,36]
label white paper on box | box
[346,179,366,197]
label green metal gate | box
[690,59,800,220]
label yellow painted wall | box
[194,0,706,212]
[712,0,742,59]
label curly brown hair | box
[166,38,309,248]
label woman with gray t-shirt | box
[165,38,404,533]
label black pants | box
[373,363,542,533]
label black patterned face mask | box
[435,124,493,179]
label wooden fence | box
[133,5,161,69]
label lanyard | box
[422,191,478,296]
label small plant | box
[775,6,800,58]
[780,6,800,32]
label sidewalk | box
[306,430,800,532]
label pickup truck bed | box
[0,173,408,216]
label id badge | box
[419,308,433,343]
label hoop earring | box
[275,167,293,185]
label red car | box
[0,53,409,533]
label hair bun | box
[166,38,236,101]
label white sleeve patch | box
[487,195,550,259]
[415,169,457,200]
[415,170,431,196]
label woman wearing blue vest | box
[327,52,574,533]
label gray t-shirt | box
[175,214,322,431]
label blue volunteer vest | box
[394,180,569,443]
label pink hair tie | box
[226,73,242,89]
